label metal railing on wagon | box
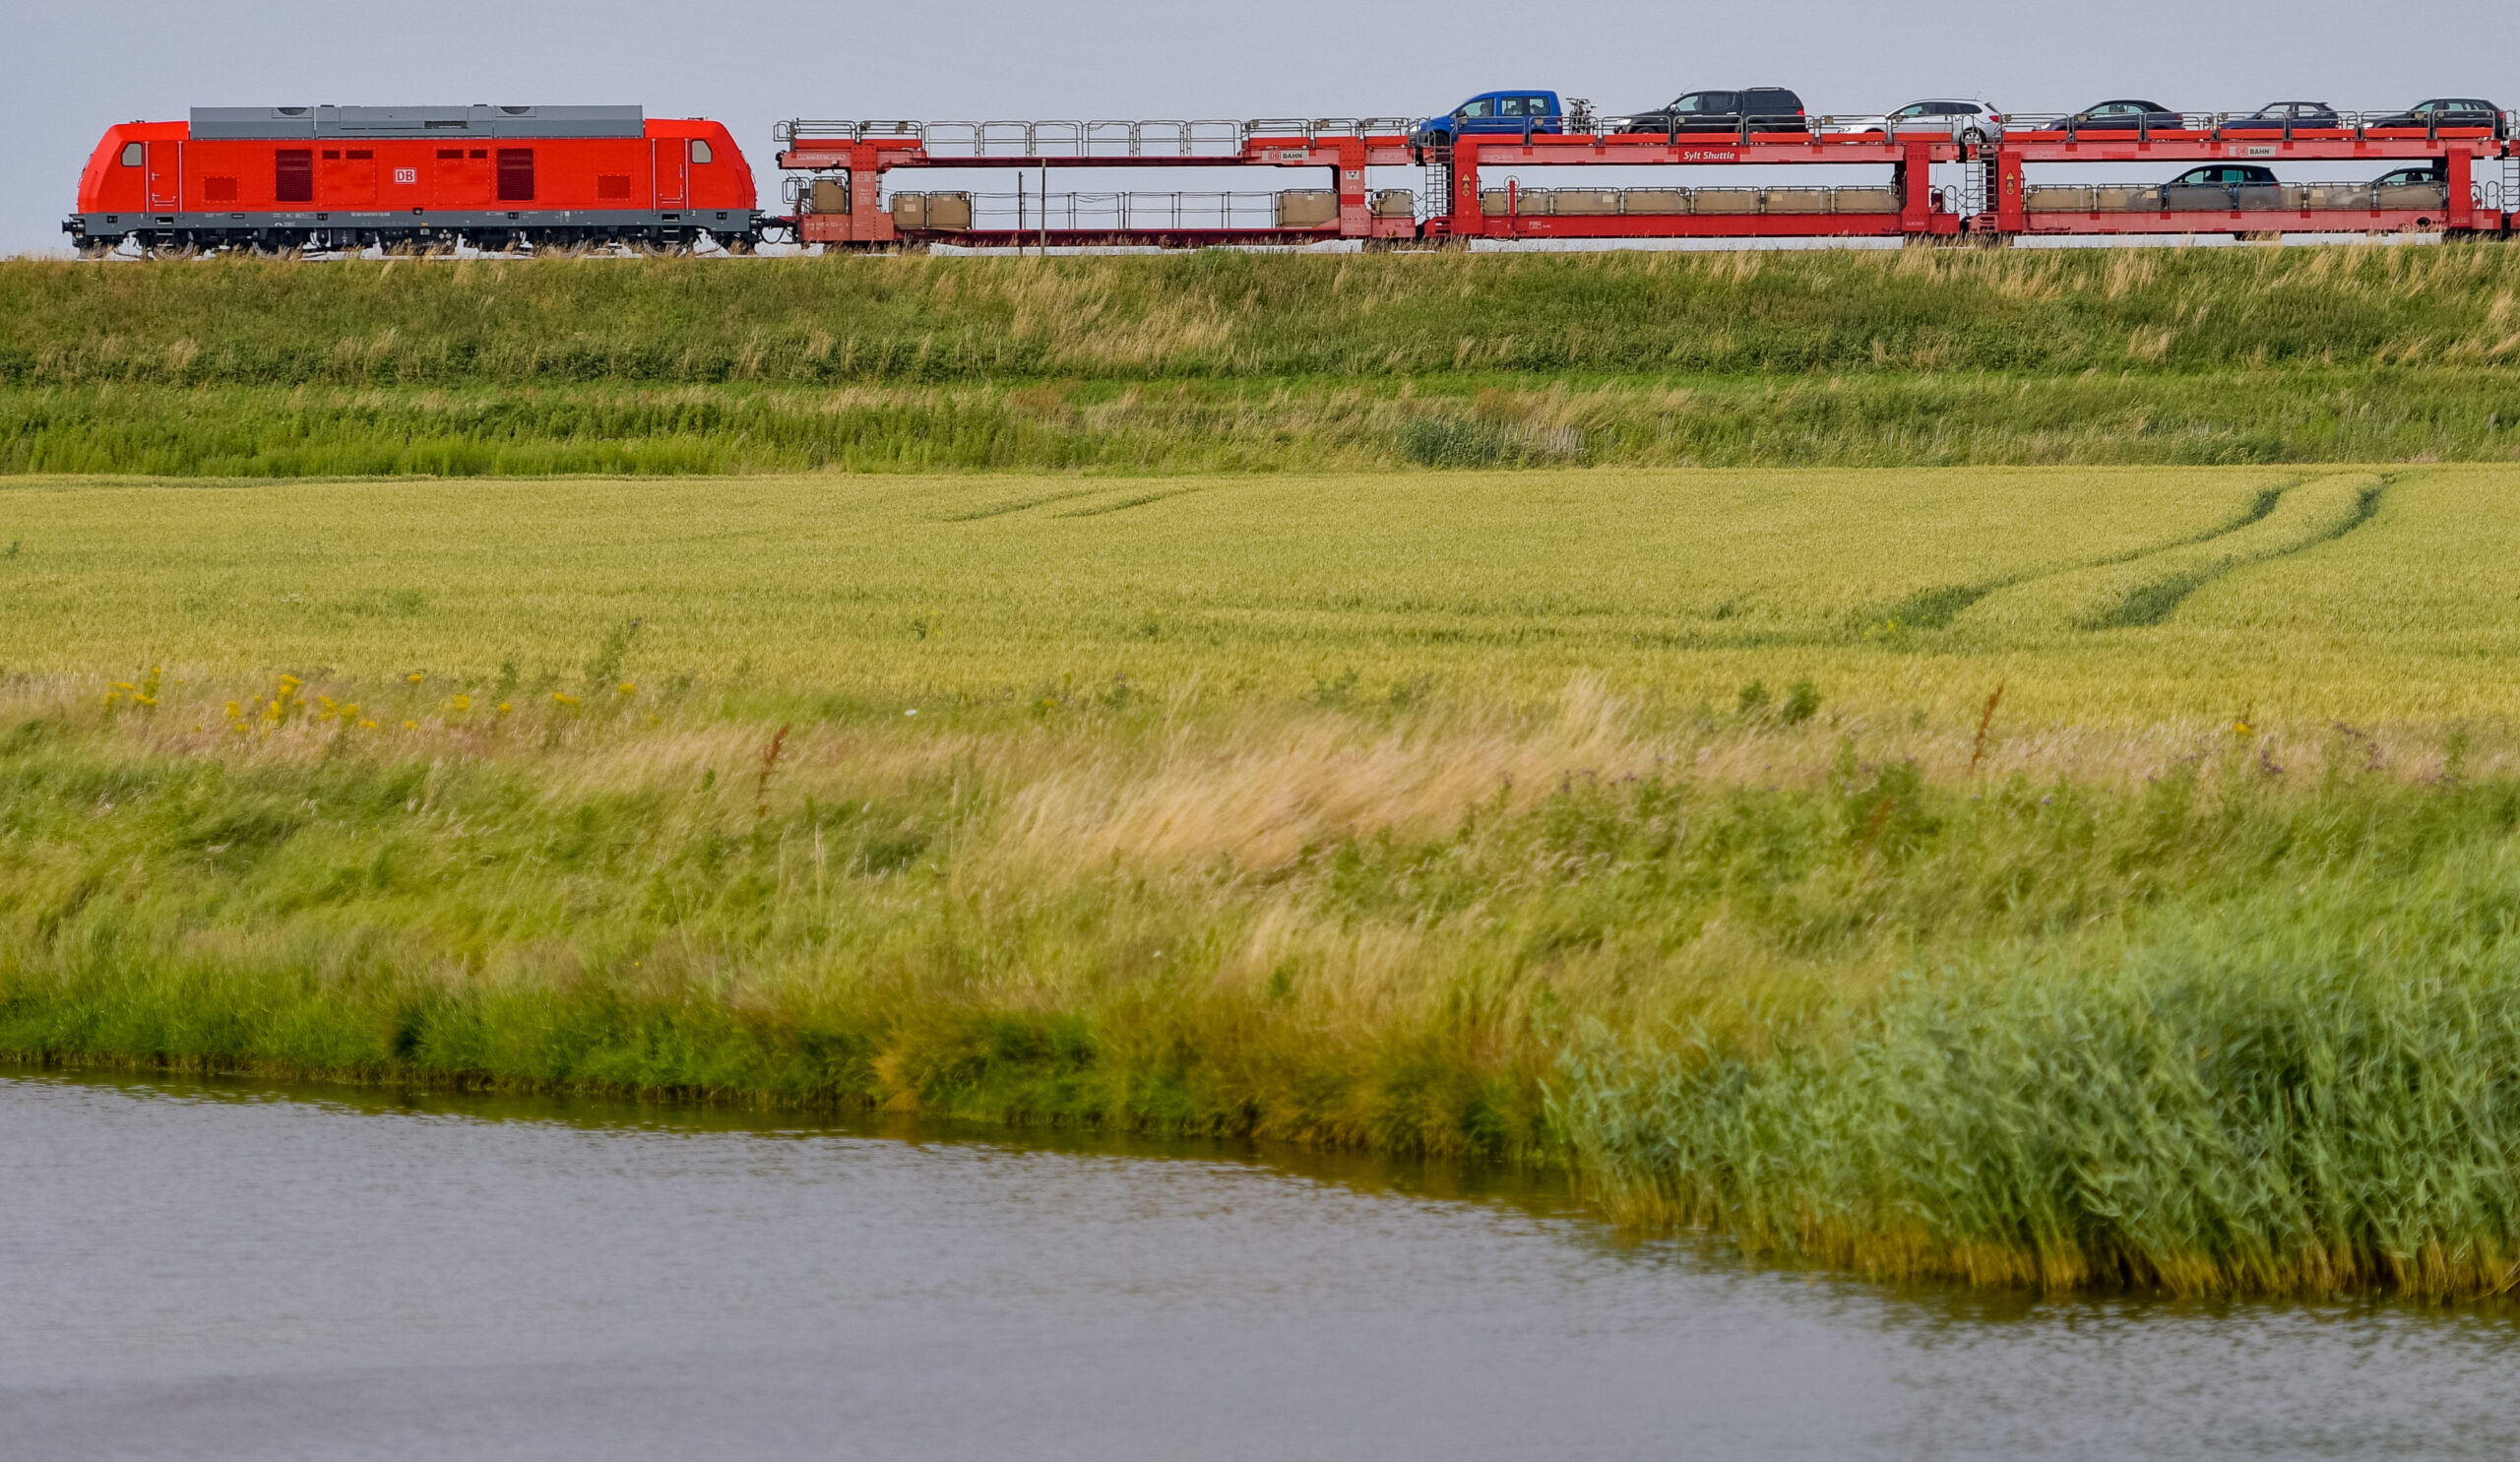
[2019,179,2473,214]
[1999,109,2518,141]
[775,118,1417,157]
[878,189,1417,231]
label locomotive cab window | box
[689,139,713,164]
[496,148,535,201]
[119,143,143,167]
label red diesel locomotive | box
[65,105,758,256]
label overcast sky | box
[11,0,2516,255]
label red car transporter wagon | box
[65,104,759,257]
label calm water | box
[4,1073,2516,1461]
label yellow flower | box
[358,719,378,730]
[2233,719,2253,735]
[407,672,424,684]
[449,695,472,713]
[551,692,580,707]
[403,719,418,731]
[616,682,636,697]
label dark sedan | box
[2226,101,2341,134]
[2041,99,2185,134]
[2366,98,2506,137]
[1617,87,1810,135]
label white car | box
[1822,99,2005,145]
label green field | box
[5,464,2517,727]
[8,464,2520,1297]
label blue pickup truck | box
[1409,91,1579,149]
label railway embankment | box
[6,245,2520,473]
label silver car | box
[1822,98,2005,146]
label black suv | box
[2159,163,2284,210]
[1618,88,1809,135]
[2367,98,2506,138]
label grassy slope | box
[10,467,2520,1295]
[8,246,2520,472]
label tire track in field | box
[935,486,1114,522]
[1850,481,2293,633]
[1052,487,1203,518]
[938,484,1205,522]
[2082,472,2388,628]
[1958,472,2388,633]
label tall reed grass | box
[1558,856,2520,1297]
[7,676,2520,1295]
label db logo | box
[395,167,417,185]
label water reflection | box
[3,1069,2512,1461]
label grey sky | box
[10,0,2516,255]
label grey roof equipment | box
[188,105,645,140]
